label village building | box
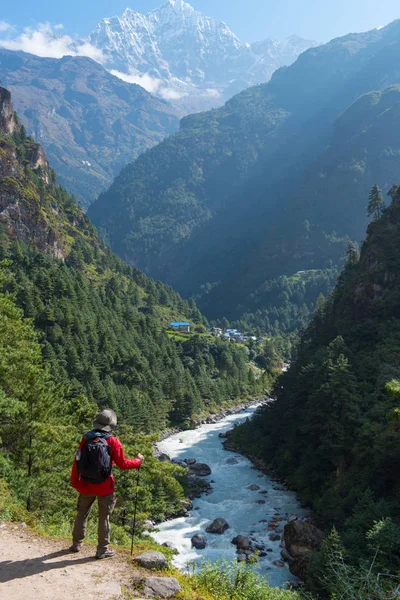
[170,321,190,333]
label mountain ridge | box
[0,49,181,209]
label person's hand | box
[136,453,144,465]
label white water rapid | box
[152,406,307,588]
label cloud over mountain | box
[0,22,104,62]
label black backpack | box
[77,431,112,484]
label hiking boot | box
[95,549,116,559]
[68,544,82,553]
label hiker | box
[70,409,144,559]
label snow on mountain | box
[89,0,319,112]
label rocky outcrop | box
[0,87,16,135]
[284,522,324,581]
[0,86,87,262]
[133,551,168,570]
[206,518,229,534]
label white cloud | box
[0,21,12,33]
[201,88,220,99]
[0,22,105,63]
[110,69,162,94]
[159,87,188,101]
[54,24,64,31]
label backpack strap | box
[83,430,113,441]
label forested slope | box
[229,185,400,590]
[89,20,400,335]
[0,85,265,431]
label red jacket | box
[71,435,141,496]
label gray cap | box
[93,409,117,432]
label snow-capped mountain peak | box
[89,1,318,112]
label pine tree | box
[367,184,385,220]
[345,240,360,264]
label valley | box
[1,2,400,599]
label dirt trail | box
[0,522,138,600]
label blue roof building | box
[170,321,191,332]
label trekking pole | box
[130,466,141,556]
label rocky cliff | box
[0,86,93,258]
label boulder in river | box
[134,551,168,570]
[188,463,211,476]
[273,560,285,568]
[191,534,207,549]
[206,518,230,534]
[247,484,260,491]
[256,499,266,505]
[218,432,228,438]
[269,533,281,541]
[232,535,251,550]
[184,458,196,465]
[284,521,324,582]
[237,553,247,562]
[225,457,239,465]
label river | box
[152,406,307,588]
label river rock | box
[284,521,324,582]
[158,453,171,463]
[269,533,281,541]
[162,542,176,550]
[191,534,207,549]
[206,518,230,534]
[273,560,285,568]
[237,554,247,562]
[255,543,265,550]
[256,499,266,504]
[180,500,193,511]
[188,463,212,477]
[218,432,227,438]
[184,458,196,465]
[232,535,251,550]
[142,576,182,598]
[225,457,239,465]
[247,484,260,491]
[134,551,168,570]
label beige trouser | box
[72,493,117,553]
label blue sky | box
[0,0,398,44]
